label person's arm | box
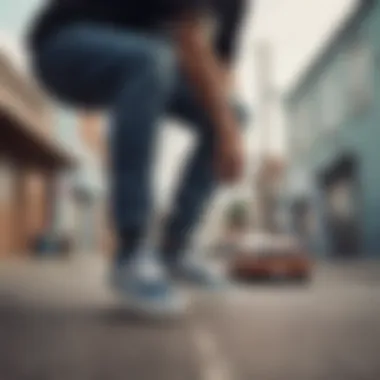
[173,15,243,183]
[215,0,247,92]
[175,17,236,131]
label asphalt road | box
[0,256,379,380]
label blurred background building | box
[0,50,74,257]
[283,0,380,258]
[0,0,110,258]
[0,47,110,257]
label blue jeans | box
[33,24,246,255]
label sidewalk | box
[0,253,115,309]
[0,253,203,380]
[315,259,380,286]
[1,256,380,380]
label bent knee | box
[131,39,177,89]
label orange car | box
[228,234,313,282]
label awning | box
[0,50,75,170]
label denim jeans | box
[33,23,247,255]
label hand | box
[214,125,244,184]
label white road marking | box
[193,325,232,380]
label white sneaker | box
[111,251,187,318]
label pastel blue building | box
[284,0,380,258]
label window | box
[291,100,312,155]
[345,37,373,114]
[319,69,344,131]
[306,94,320,146]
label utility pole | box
[253,41,277,232]
[255,41,274,160]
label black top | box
[28,0,247,63]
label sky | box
[0,0,359,209]
[238,0,357,94]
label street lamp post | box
[254,41,275,231]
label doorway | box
[320,154,361,257]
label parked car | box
[228,233,313,283]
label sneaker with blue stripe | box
[111,251,187,317]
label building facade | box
[0,0,110,257]
[0,50,74,257]
[284,0,380,258]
